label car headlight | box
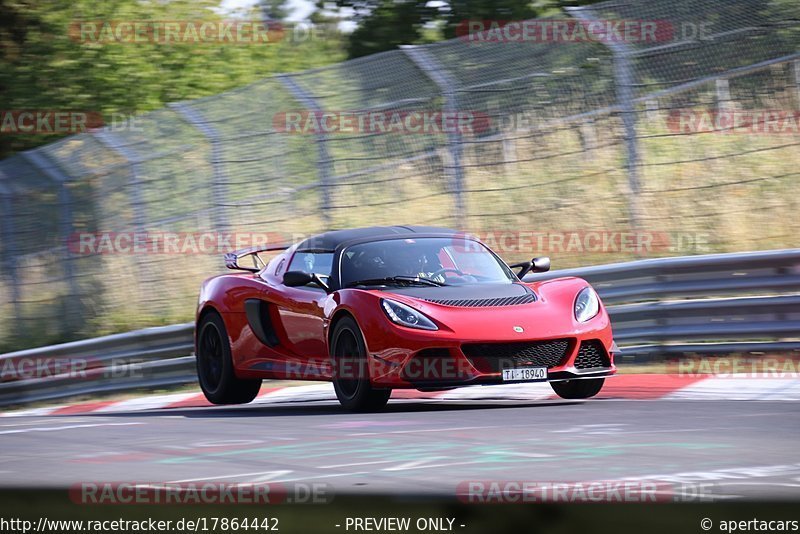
[574,287,600,322]
[381,299,438,330]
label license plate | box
[502,367,547,382]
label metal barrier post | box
[277,75,333,229]
[20,150,81,333]
[794,60,800,108]
[170,103,230,232]
[93,130,149,281]
[93,131,148,231]
[0,176,22,341]
[716,79,732,113]
[567,7,643,237]
[401,45,467,229]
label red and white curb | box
[3,374,799,417]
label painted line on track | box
[4,374,800,417]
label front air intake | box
[462,339,571,373]
[574,340,611,369]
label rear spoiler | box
[224,243,290,273]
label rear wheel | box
[331,316,391,411]
[196,311,261,404]
[550,378,604,399]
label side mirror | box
[531,256,551,273]
[283,270,314,287]
[510,256,551,278]
[283,270,331,292]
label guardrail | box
[1,249,799,407]
[0,324,195,407]
[524,248,800,362]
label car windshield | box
[341,237,514,288]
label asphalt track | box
[1,397,799,501]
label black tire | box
[196,311,262,404]
[330,316,391,412]
[550,378,604,399]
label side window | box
[287,252,333,276]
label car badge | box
[513,326,524,333]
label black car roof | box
[296,226,459,251]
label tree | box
[342,0,436,58]
[325,0,606,58]
[0,0,345,158]
[260,0,289,22]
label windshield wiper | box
[347,276,446,288]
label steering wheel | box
[431,267,465,278]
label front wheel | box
[330,316,391,411]
[550,378,604,399]
[196,311,262,404]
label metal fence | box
[2,248,798,407]
[0,0,799,350]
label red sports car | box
[195,226,617,410]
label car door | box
[273,250,333,363]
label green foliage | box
[0,0,346,157]
[327,0,607,58]
[342,1,436,58]
[260,0,289,21]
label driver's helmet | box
[394,242,442,277]
[393,244,423,276]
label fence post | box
[93,130,149,284]
[277,75,334,229]
[645,99,660,122]
[93,131,148,232]
[794,60,800,109]
[716,79,732,113]
[401,45,467,229]
[170,103,230,233]
[567,7,643,237]
[20,150,81,333]
[0,175,22,342]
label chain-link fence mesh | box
[0,0,798,350]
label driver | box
[394,243,445,282]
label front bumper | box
[355,280,616,389]
[367,332,617,389]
